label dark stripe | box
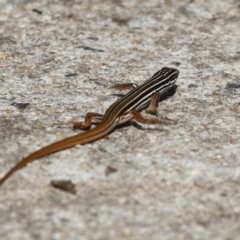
[103,68,179,120]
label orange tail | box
[0,124,110,186]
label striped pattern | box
[103,67,179,119]
[0,67,179,185]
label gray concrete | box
[0,0,240,239]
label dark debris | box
[11,102,30,109]
[77,46,105,53]
[50,180,77,195]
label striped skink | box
[0,67,179,185]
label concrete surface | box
[0,0,240,239]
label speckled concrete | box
[0,0,240,239]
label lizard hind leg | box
[73,112,103,130]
